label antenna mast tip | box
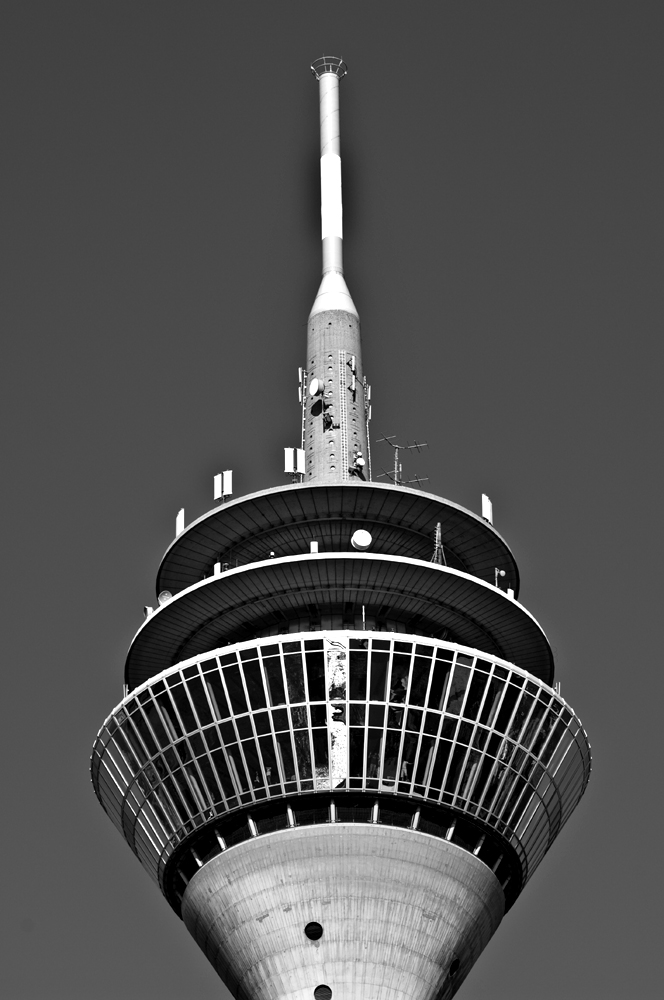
[310,55,348,80]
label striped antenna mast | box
[303,57,369,483]
[309,56,357,317]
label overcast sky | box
[1,2,662,998]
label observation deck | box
[91,53,592,1000]
[157,483,520,596]
[129,553,551,691]
[126,483,544,690]
[93,631,590,921]
[89,475,587,997]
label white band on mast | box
[320,153,342,239]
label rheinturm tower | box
[91,58,591,1000]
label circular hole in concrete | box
[304,922,323,941]
[314,986,332,1000]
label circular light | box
[304,922,323,941]
[157,591,172,605]
[351,529,372,551]
[314,987,332,1000]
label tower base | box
[182,823,505,1000]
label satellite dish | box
[309,378,322,397]
[351,529,372,551]
[158,591,173,605]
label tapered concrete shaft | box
[182,825,505,1000]
[306,57,368,483]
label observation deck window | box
[406,708,423,733]
[311,705,327,726]
[479,678,503,727]
[306,650,326,700]
[292,706,308,729]
[495,685,520,733]
[369,649,390,701]
[171,684,199,734]
[294,731,313,787]
[272,708,288,731]
[463,672,487,721]
[235,716,253,740]
[446,665,471,715]
[243,662,267,711]
[348,645,368,699]
[284,652,306,703]
[389,652,411,703]
[203,674,230,721]
[409,656,432,705]
[223,664,248,715]
[203,727,221,750]
[185,675,214,728]
[263,656,286,706]
[253,711,271,735]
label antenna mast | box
[309,56,356,319]
[303,58,370,484]
[376,436,429,488]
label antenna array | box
[376,435,429,488]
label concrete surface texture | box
[305,310,368,484]
[182,823,504,1000]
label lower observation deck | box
[126,554,553,690]
[92,631,590,917]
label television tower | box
[92,57,590,1000]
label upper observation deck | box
[156,483,520,598]
[128,554,551,691]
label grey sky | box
[1,2,661,998]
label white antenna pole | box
[214,471,233,502]
[306,57,368,484]
[309,57,357,319]
[319,73,342,272]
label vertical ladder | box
[338,350,348,480]
[299,368,308,451]
[364,377,372,481]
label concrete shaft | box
[305,310,368,483]
[182,824,505,1000]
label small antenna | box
[298,368,308,449]
[431,522,447,565]
[482,494,493,524]
[405,473,430,489]
[214,471,233,503]
[376,435,429,487]
[284,447,306,483]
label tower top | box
[310,55,347,80]
[91,59,592,1000]
[309,55,357,319]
